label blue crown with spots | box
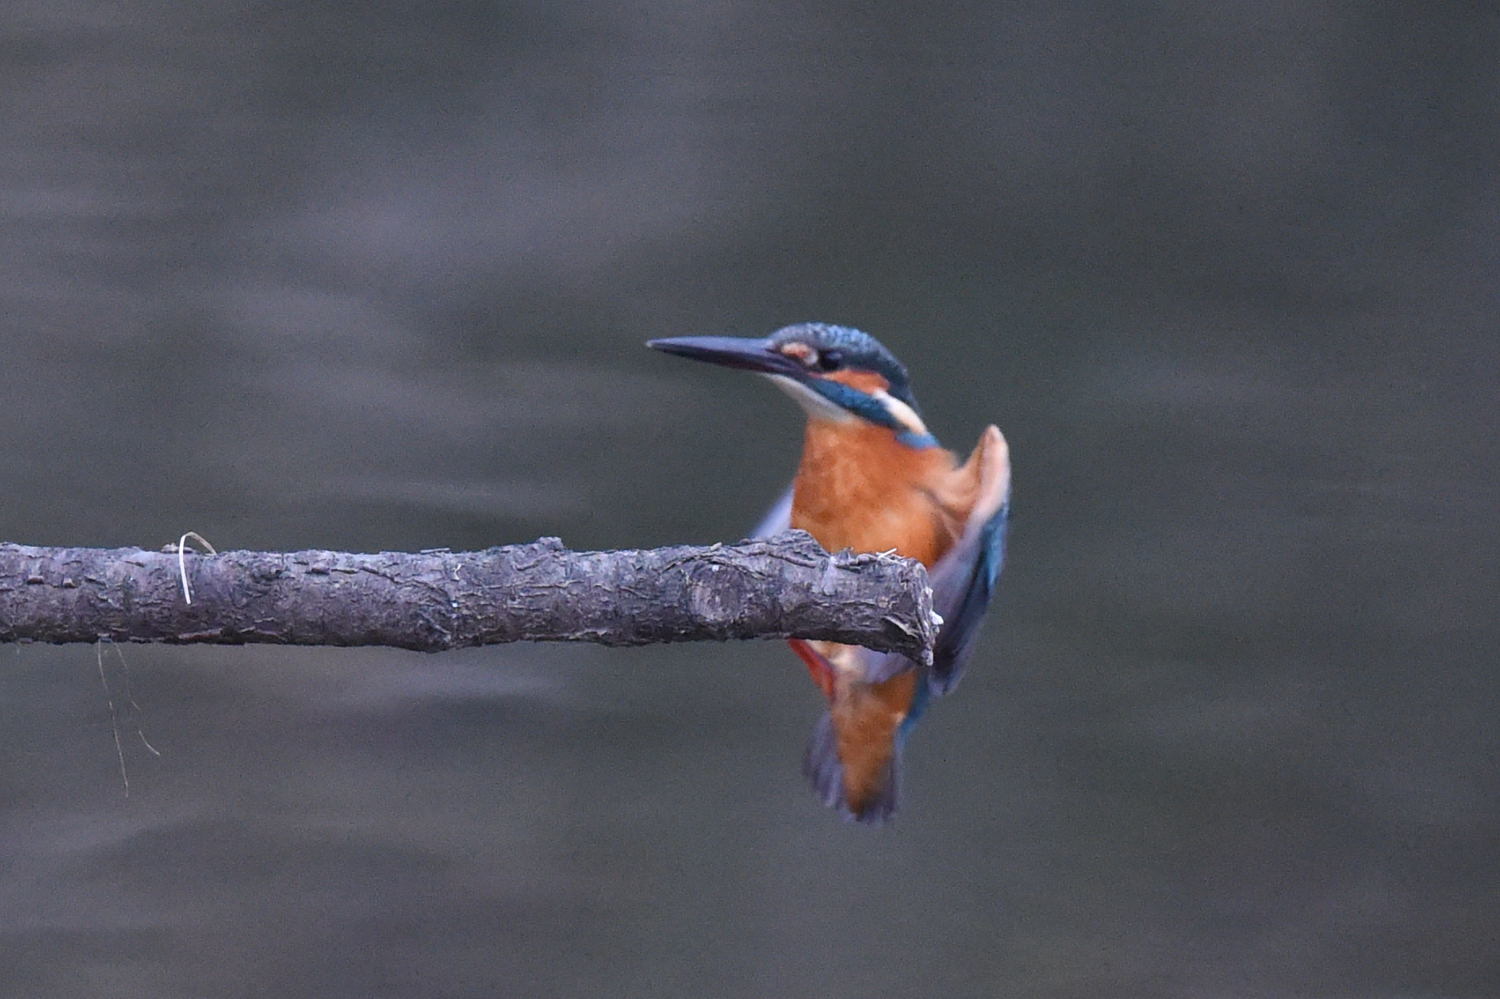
[766,323,920,412]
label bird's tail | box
[801,672,919,825]
[803,711,902,824]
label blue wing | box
[928,502,1007,694]
[925,425,1010,695]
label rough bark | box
[0,531,937,663]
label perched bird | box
[648,323,1010,823]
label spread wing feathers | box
[926,425,1011,695]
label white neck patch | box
[873,389,929,437]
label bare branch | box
[0,531,937,662]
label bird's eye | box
[815,349,843,372]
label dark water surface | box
[2,4,1496,997]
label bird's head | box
[648,322,936,448]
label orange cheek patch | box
[825,370,890,393]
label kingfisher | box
[648,322,1010,823]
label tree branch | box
[0,531,936,663]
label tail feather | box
[802,710,902,824]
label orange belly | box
[790,420,955,567]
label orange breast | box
[790,421,957,568]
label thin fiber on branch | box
[0,531,937,662]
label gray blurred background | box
[2,3,1496,997]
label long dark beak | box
[646,336,803,378]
